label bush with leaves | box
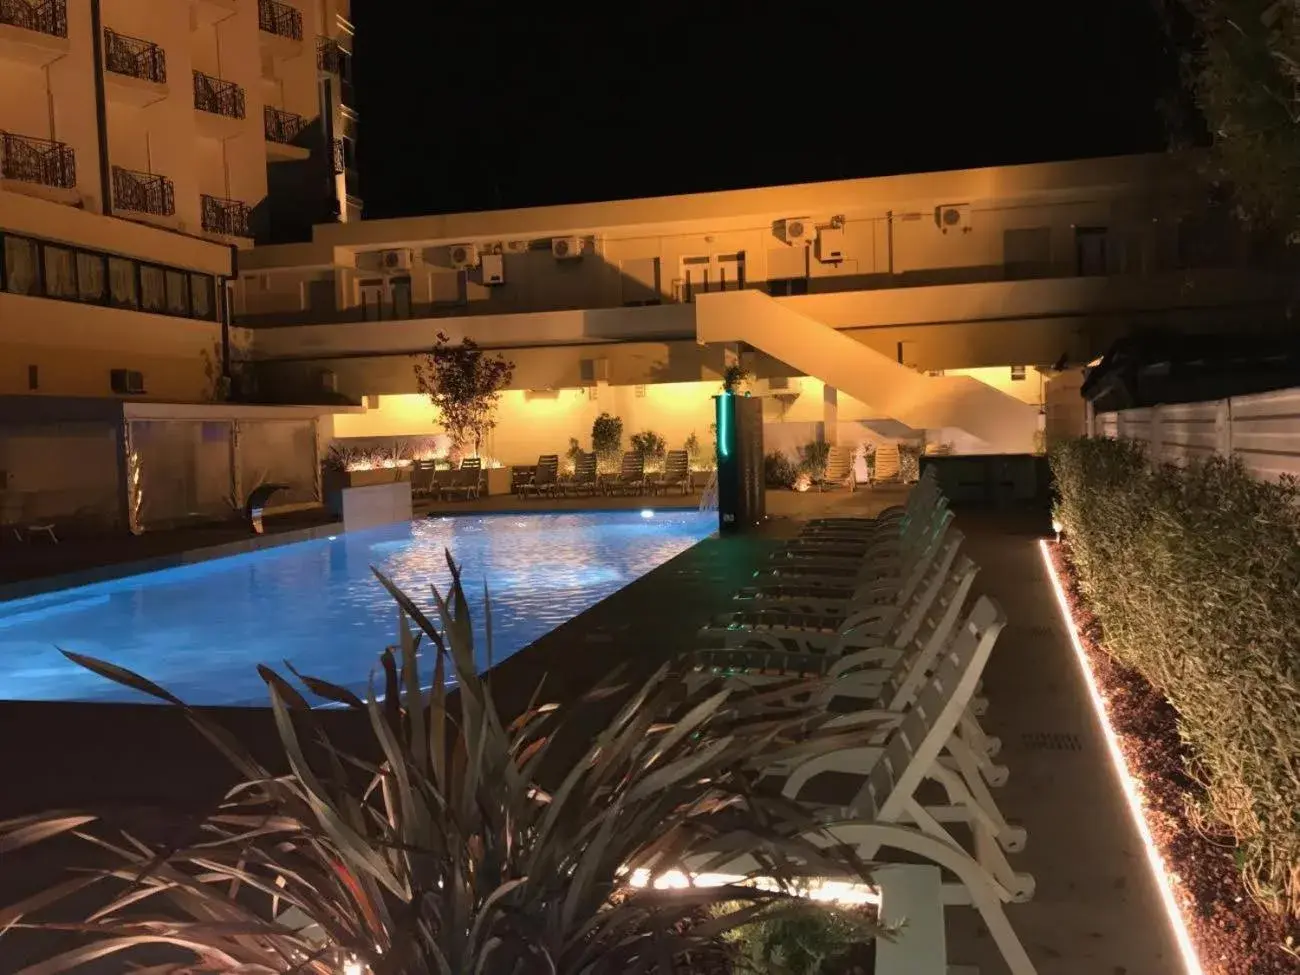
[0,557,886,972]
[724,901,877,974]
[592,412,624,473]
[797,441,831,480]
[765,450,798,489]
[1052,437,1300,918]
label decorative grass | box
[1051,437,1300,919]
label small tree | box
[591,412,623,472]
[413,332,514,458]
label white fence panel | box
[1096,385,1300,482]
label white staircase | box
[695,290,1038,453]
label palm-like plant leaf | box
[0,552,893,973]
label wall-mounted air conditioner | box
[935,204,972,234]
[504,240,530,254]
[816,226,846,263]
[780,217,815,245]
[448,243,479,269]
[380,249,412,271]
[110,368,145,395]
[481,252,505,285]
[552,236,583,260]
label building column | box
[823,384,839,444]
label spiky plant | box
[0,555,886,973]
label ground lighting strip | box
[1038,539,1205,975]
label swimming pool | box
[0,510,715,706]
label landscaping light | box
[1039,540,1205,975]
[625,867,880,907]
[641,509,655,518]
[341,960,365,975]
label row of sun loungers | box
[409,451,695,502]
[668,467,1037,974]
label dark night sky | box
[350,2,1183,220]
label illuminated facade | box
[0,0,358,400]
[232,152,1292,460]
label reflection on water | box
[0,511,715,706]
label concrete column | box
[823,384,839,443]
[1214,398,1233,456]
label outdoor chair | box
[873,441,903,485]
[410,460,438,498]
[815,444,856,492]
[1,492,58,544]
[609,451,647,495]
[518,455,559,499]
[676,597,1037,975]
[441,458,483,501]
[651,449,691,496]
[563,452,598,497]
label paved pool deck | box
[0,488,1181,974]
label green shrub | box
[798,441,831,479]
[592,412,624,472]
[1051,437,1300,918]
[765,450,798,488]
[630,430,667,460]
[723,901,877,974]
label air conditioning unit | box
[380,248,412,271]
[768,376,791,391]
[110,368,145,395]
[935,204,972,234]
[782,218,815,244]
[580,357,609,384]
[481,252,505,285]
[503,239,530,254]
[552,236,582,260]
[816,226,846,263]
[448,243,479,269]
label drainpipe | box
[89,0,113,215]
[222,243,238,385]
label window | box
[1075,227,1109,276]
[340,136,357,171]
[165,269,189,315]
[2,235,40,295]
[108,256,137,308]
[43,245,78,299]
[190,274,215,320]
[77,251,106,302]
[140,265,166,312]
[390,276,412,318]
[1003,227,1052,279]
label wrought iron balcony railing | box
[201,193,251,237]
[263,105,304,145]
[103,28,166,84]
[0,131,75,188]
[0,0,67,38]
[193,70,245,119]
[330,137,344,174]
[258,0,302,41]
[112,166,174,217]
[316,36,342,73]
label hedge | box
[1051,437,1300,919]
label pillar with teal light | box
[713,390,765,533]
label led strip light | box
[1038,540,1205,975]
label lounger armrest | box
[824,709,901,731]
[826,645,905,676]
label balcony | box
[103,28,167,106]
[264,105,310,161]
[112,166,175,219]
[258,0,302,58]
[330,137,344,174]
[201,193,251,238]
[193,69,245,139]
[0,0,69,65]
[317,36,342,74]
[0,130,76,203]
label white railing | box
[1094,385,1300,482]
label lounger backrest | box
[874,442,902,481]
[858,594,1004,821]
[883,553,978,707]
[573,452,597,480]
[534,455,559,485]
[662,449,689,477]
[411,461,436,491]
[619,452,643,477]
[460,457,483,471]
[894,528,963,645]
[824,445,852,479]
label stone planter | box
[323,466,410,515]
[485,467,511,496]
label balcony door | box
[358,278,387,321]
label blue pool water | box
[0,511,715,706]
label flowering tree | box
[413,333,514,457]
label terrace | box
[0,378,1290,972]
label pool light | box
[640,509,655,518]
[1039,540,1205,975]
